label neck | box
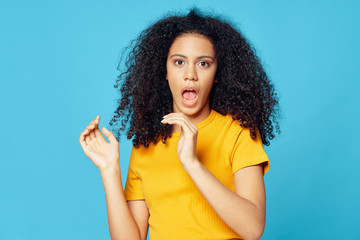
[188,108,211,124]
[171,108,212,133]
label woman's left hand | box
[161,113,198,167]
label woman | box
[79,8,280,240]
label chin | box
[173,99,210,120]
[180,105,207,118]
[184,110,200,117]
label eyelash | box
[174,60,185,65]
[174,60,210,67]
[199,61,210,67]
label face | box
[166,33,217,123]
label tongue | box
[183,91,197,100]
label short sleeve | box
[231,128,270,175]
[124,147,145,200]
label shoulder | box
[199,110,250,152]
[129,144,153,168]
[131,139,161,156]
[209,110,247,137]
[209,110,264,154]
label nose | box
[184,64,198,81]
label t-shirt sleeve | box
[124,147,145,201]
[231,128,270,175]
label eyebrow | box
[169,54,216,61]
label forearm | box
[100,167,141,240]
[183,161,265,240]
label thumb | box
[102,127,117,144]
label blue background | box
[1,0,359,239]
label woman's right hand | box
[79,115,120,173]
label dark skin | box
[79,33,266,240]
[109,10,280,148]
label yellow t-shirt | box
[124,110,269,240]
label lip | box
[181,86,198,107]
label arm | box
[79,116,149,240]
[101,169,149,240]
[183,162,265,240]
[128,200,150,239]
[162,113,266,240]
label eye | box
[174,59,185,66]
[198,61,210,67]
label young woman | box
[79,9,279,240]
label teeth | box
[183,88,196,94]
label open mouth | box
[182,87,198,106]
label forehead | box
[168,33,215,57]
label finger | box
[161,118,195,135]
[89,115,99,124]
[82,128,89,135]
[79,131,87,148]
[87,123,96,131]
[79,126,91,141]
[162,117,193,130]
[163,112,185,119]
[163,112,191,118]
[93,115,100,128]
[93,128,107,143]
[87,116,100,130]
[90,130,96,140]
[94,128,103,138]
[102,127,118,145]
[85,134,91,144]
[163,113,196,128]
[162,115,197,132]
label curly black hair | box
[109,8,280,147]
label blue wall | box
[1,0,359,239]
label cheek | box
[200,78,216,96]
[167,69,181,91]
[202,72,216,87]
[203,83,214,95]
[167,78,180,96]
